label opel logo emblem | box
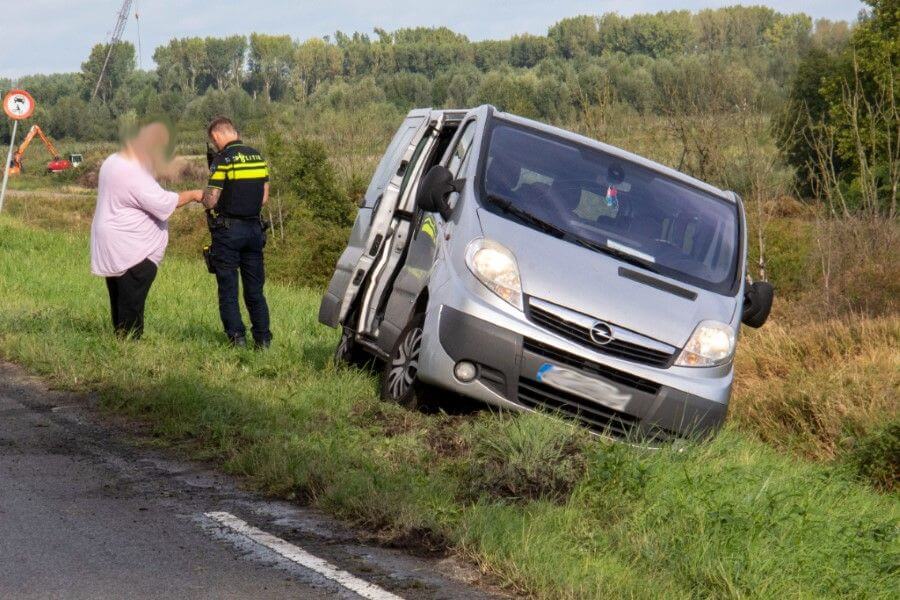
[590,321,615,345]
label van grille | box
[517,378,675,443]
[528,302,675,368]
[523,339,661,395]
[517,377,676,442]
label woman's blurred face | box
[131,123,170,173]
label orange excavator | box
[8,125,82,175]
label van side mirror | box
[741,281,774,328]
[416,165,464,221]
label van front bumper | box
[420,303,729,440]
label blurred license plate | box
[536,363,632,411]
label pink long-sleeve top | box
[90,153,179,277]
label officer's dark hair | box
[207,116,237,138]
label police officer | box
[202,117,272,348]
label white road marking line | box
[205,511,405,600]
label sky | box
[0,0,867,79]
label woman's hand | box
[176,190,204,208]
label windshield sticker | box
[607,239,656,263]
[537,363,632,410]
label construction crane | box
[91,0,136,101]
[8,125,82,175]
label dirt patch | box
[350,401,421,438]
[77,163,100,188]
[425,416,471,458]
[158,157,209,188]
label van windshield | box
[479,122,740,294]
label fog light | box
[454,361,478,382]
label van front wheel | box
[381,314,428,409]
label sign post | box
[0,89,36,213]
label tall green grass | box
[0,216,897,599]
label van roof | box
[475,106,734,203]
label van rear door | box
[318,109,435,328]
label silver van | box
[319,106,773,440]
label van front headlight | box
[675,321,736,367]
[465,238,523,310]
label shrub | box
[264,130,355,286]
[842,419,900,492]
[266,132,354,227]
[805,216,900,317]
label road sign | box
[1,89,35,212]
[3,89,35,121]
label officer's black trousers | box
[210,219,271,345]
[105,258,158,340]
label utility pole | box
[91,0,135,101]
[0,120,19,213]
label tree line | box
[2,6,846,137]
[2,3,895,215]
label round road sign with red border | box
[3,89,35,121]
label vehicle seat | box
[516,182,554,219]
[485,157,521,199]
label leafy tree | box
[153,38,208,94]
[472,70,539,118]
[776,48,843,196]
[184,87,257,127]
[391,28,474,78]
[80,42,136,103]
[472,40,511,70]
[206,36,247,90]
[696,5,780,51]
[17,74,81,106]
[153,43,188,93]
[432,64,483,107]
[179,38,209,94]
[811,19,852,53]
[778,0,897,212]
[249,34,295,102]
[334,31,375,77]
[821,0,898,213]
[509,34,556,68]
[549,16,600,59]
[599,11,695,57]
[294,38,343,97]
[380,72,432,108]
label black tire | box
[334,326,372,368]
[742,281,775,328]
[381,313,429,410]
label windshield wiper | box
[484,194,660,274]
[485,194,568,239]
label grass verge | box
[0,216,897,598]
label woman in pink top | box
[90,124,202,339]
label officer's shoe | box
[228,334,247,348]
[253,337,271,351]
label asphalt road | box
[0,363,497,600]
